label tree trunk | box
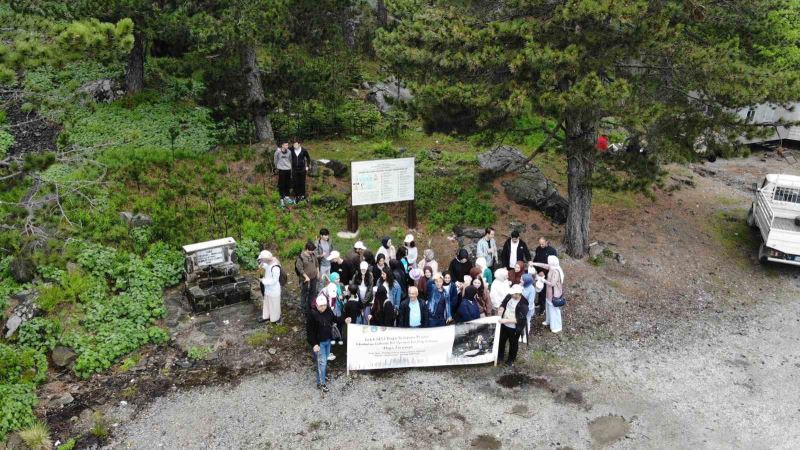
[563,117,597,258]
[125,31,145,94]
[376,0,388,27]
[240,42,274,144]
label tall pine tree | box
[375,0,800,257]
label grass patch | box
[528,350,561,371]
[245,324,289,348]
[187,346,212,361]
[18,421,52,450]
[708,208,758,262]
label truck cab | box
[748,174,800,266]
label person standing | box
[456,286,482,323]
[257,250,281,323]
[403,234,418,269]
[327,250,355,286]
[347,241,367,267]
[426,275,451,327]
[490,268,511,313]
[532,255,565,333]
[418,248,438,275]
[274,143,293,207]
[316,228,333,279]
[500,230,531,270]
[476,227,498,270]
[497,284,529,367]
[532,237,557,316]
[369,285,396,327]
[290,140,311,202]
[447,248,473,283]
[376,237,396,262]
[308,295,336,392]
[295,241,319,312]
[398,287,429,328]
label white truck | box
[748,174,800,266]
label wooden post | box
[347,206,359,232]
[406,200,417,229]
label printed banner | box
[346,317,501,371]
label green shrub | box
[0,130,13,157]
[187,346,211,361]
[0,343,47,385]
[16,318,61,353]
[236,238,259,270]
[57,438,76,450]
[0,383,38,440]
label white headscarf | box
[547,255,564,284]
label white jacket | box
[260,262,281,295]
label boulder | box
[366,77,413,113]
[51,346,77,368]
[77,78,122,103]
[509,221,526,235]
[502,169,568,224]
[452,226,485,239]
[3,293,39,339]
[477,145,530,173]
[49,393,75,408]
[119,211,152,227]
[318,159,348,178]
[588,244,604,258]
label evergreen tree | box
[375,0,800,257]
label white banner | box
[346,317,501,372]
[351,157,415,206]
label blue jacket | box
[426,282,451,321]
[457,298,481,323]
[389,281,402,308]
[444,283,459,312]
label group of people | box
[273,141,312,207]
[262,227,567,392]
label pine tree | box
[375,0,800,257]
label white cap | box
[258,250,273,261]
[475,257,487,269]
[404,234,414,244]
[354,241,367,250]
[326,250,341,261]
[315,295,328,307]
[360,261,369,271]
[509,284,524,295]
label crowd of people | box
[256,227,566,392]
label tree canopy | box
[375,0,800,256]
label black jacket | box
[398,299,429,328]
[499,295,529,334]
[448,249,473,283]
[533,245,557,265]
[290,146,311,172]
[370,300,396,327]
[350,270,375,305]
[331,259,355,285]
[500,238,532,268]
[307,307,336,346]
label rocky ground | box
[32,150,800,449]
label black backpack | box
[275,264,288,286]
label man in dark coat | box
[290,140,312,201]
[500,230,531,270]
[327,250,355,285]
[497,285,529,367]
[532,237,557,315]
[398,287,429,328]
[308,294,336,392]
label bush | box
[236,238,260,270]
[16,318,61,353]
[187,346,211,361]
[0,130,13,157]
[0,383,38,440]
[0,343,48,385]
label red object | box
[596,135,609,152]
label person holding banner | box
[497,284,529,367]
[426,274,451,326]
[456,286,482,323]
[398,287,429,328]
[308,294,336,392]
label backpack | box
[275,265,288,287]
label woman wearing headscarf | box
[418,249,438,275]
[490,268,511,314]
[376,237,396,262]
[257,250,281,324]
[448,248,473,283]
[369,285,396,327]
[508,260,525,285]
[531,255,564,333]
[442,271,459,313]
[521,273,537,334]
[456,286,482,323]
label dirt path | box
[103,153,800,449]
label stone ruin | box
[182,238,250,313]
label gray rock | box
[3,293,39,339]
[477,145,530,173]
[509,221,526,235]
[588,244,604,258]
[614,253,626,265]
[78,78,122,103]
[502,169,568,224]
[366,77,413,113]
[564,385,584,404]
[317,159,348,178]
[120,211,152,228]
[50,393,75,408]
[268,348,277,355]
[51,346,77,368]
[452,226,485,239]
[461,241,478,260]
